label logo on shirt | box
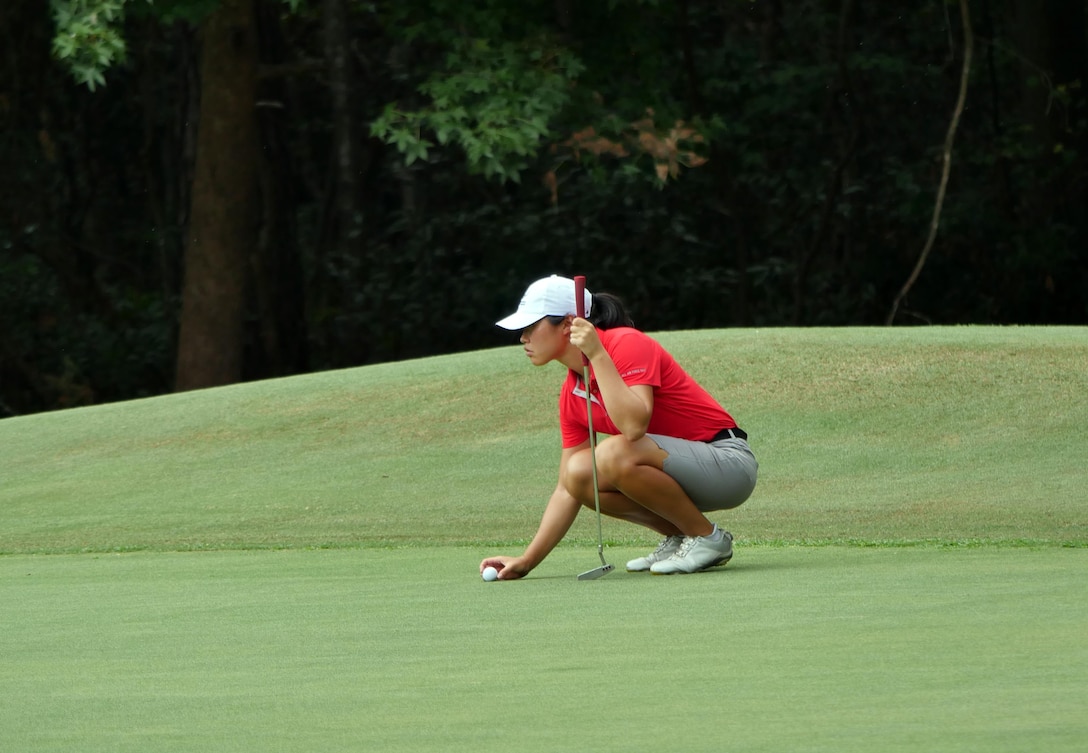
[572,385,602,406]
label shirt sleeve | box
[605,330,662,388]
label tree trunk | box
[175,0,260,391]
[248,0,308,379]
[325,0,362,251]
[1006,0,1087,152]
[1004,0,1087,318]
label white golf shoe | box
[650,529,733,575]
[625,536,684,572]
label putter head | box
[577,563,614,581]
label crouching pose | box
[480,275,757,579]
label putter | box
[574,275,614,581]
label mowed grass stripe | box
[2,327,1085,554]
[1,547,1085,753]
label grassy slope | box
[1,326,1085,554]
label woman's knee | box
[562,449,594,500]
[594,435,658,480]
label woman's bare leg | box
[563,436,714,537]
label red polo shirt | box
[559,327,737,448]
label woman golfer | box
[480,275,757,579]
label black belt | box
[709,427,747,442]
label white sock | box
[705,524,723,541]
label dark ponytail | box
[589,293,634,330]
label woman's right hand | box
[480,556,532,580]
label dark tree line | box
[1,0,1085,416]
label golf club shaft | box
[583,363,607,566]
[574,275,608,568]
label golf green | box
[3,546,1084,752]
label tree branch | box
[886,0,973,325]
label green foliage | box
[371,35,584,181]
[49,0,133,89]
[11,0,1086,416]
[0,246,174,414]
[131,0,220,24]
[49,0,299,88]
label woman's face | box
[520,317,569,366]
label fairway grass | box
[2,326,1086,751]
[2,547,1085,752]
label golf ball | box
[482,566,499,582]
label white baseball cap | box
[495,275,593,330]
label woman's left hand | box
[569,317,603,360]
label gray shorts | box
[649,434,758,512]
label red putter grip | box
[573,276,588,366]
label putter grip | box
[573,276,588,366]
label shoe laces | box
[674,536,698,558]
[653,536,682,555]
